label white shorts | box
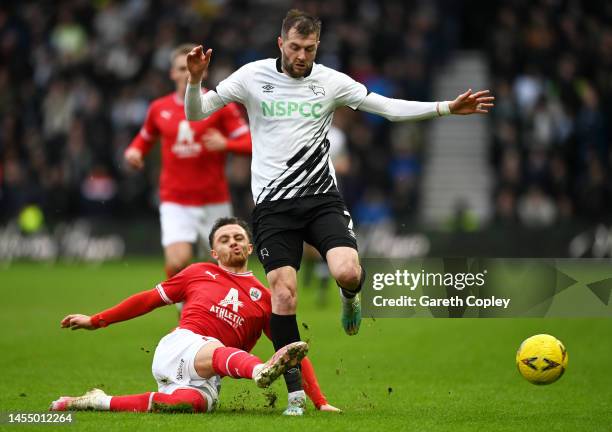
[151,328,222,412]
[159,202,232,249]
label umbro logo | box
[308,83,325,96]
[262,84,274,93]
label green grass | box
[1,259,611,431]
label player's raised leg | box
[195,337,308,388]
[305,204,365,336]
[252,341,309,388]
[327,246,365,335]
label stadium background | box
[2,0,611,260]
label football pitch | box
[1,259,611,431]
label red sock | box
[110,392,152,412]
[151,389,207,413]
[110,389,206,413]
[212,347,262,379]
[301,357,327,409]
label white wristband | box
[437,101,451,116]
[187,81,202,89]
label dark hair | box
[170,43,196,63]
[281,9,321,39]
[208,217,253,248]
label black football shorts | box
[251,192,358,273]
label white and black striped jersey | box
[215,58,367,205]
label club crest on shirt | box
[308,83,325,96]
[249,287,262,301]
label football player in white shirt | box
[185,9,494,415]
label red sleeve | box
[155,266,192,304]
[90,289,166,328]
[220,103,251,154]
[125,104,159,156]
[225,133,252,154]
[301,357,328,409]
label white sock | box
[251,364,264,379]
[98,395,112,410]
[288,390,305,403]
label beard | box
[222,246,249,268]
[281,55,312,78]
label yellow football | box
[516,334,568,385]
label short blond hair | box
[170,43,197,63]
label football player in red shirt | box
[50,217,339,415]
[124,44,251,280]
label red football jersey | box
[156,262,271,352]
[127,92,251,206]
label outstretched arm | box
[185,45,225,121]
[60,289,167,330]
[357,89,494,121]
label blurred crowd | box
[489,0,612,228]
[0,0,456,229]
[4,0,609,233]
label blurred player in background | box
[51,217,339,415]
[185,9,494,413]
[124,44,251,281]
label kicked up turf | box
[0,259,611,431]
